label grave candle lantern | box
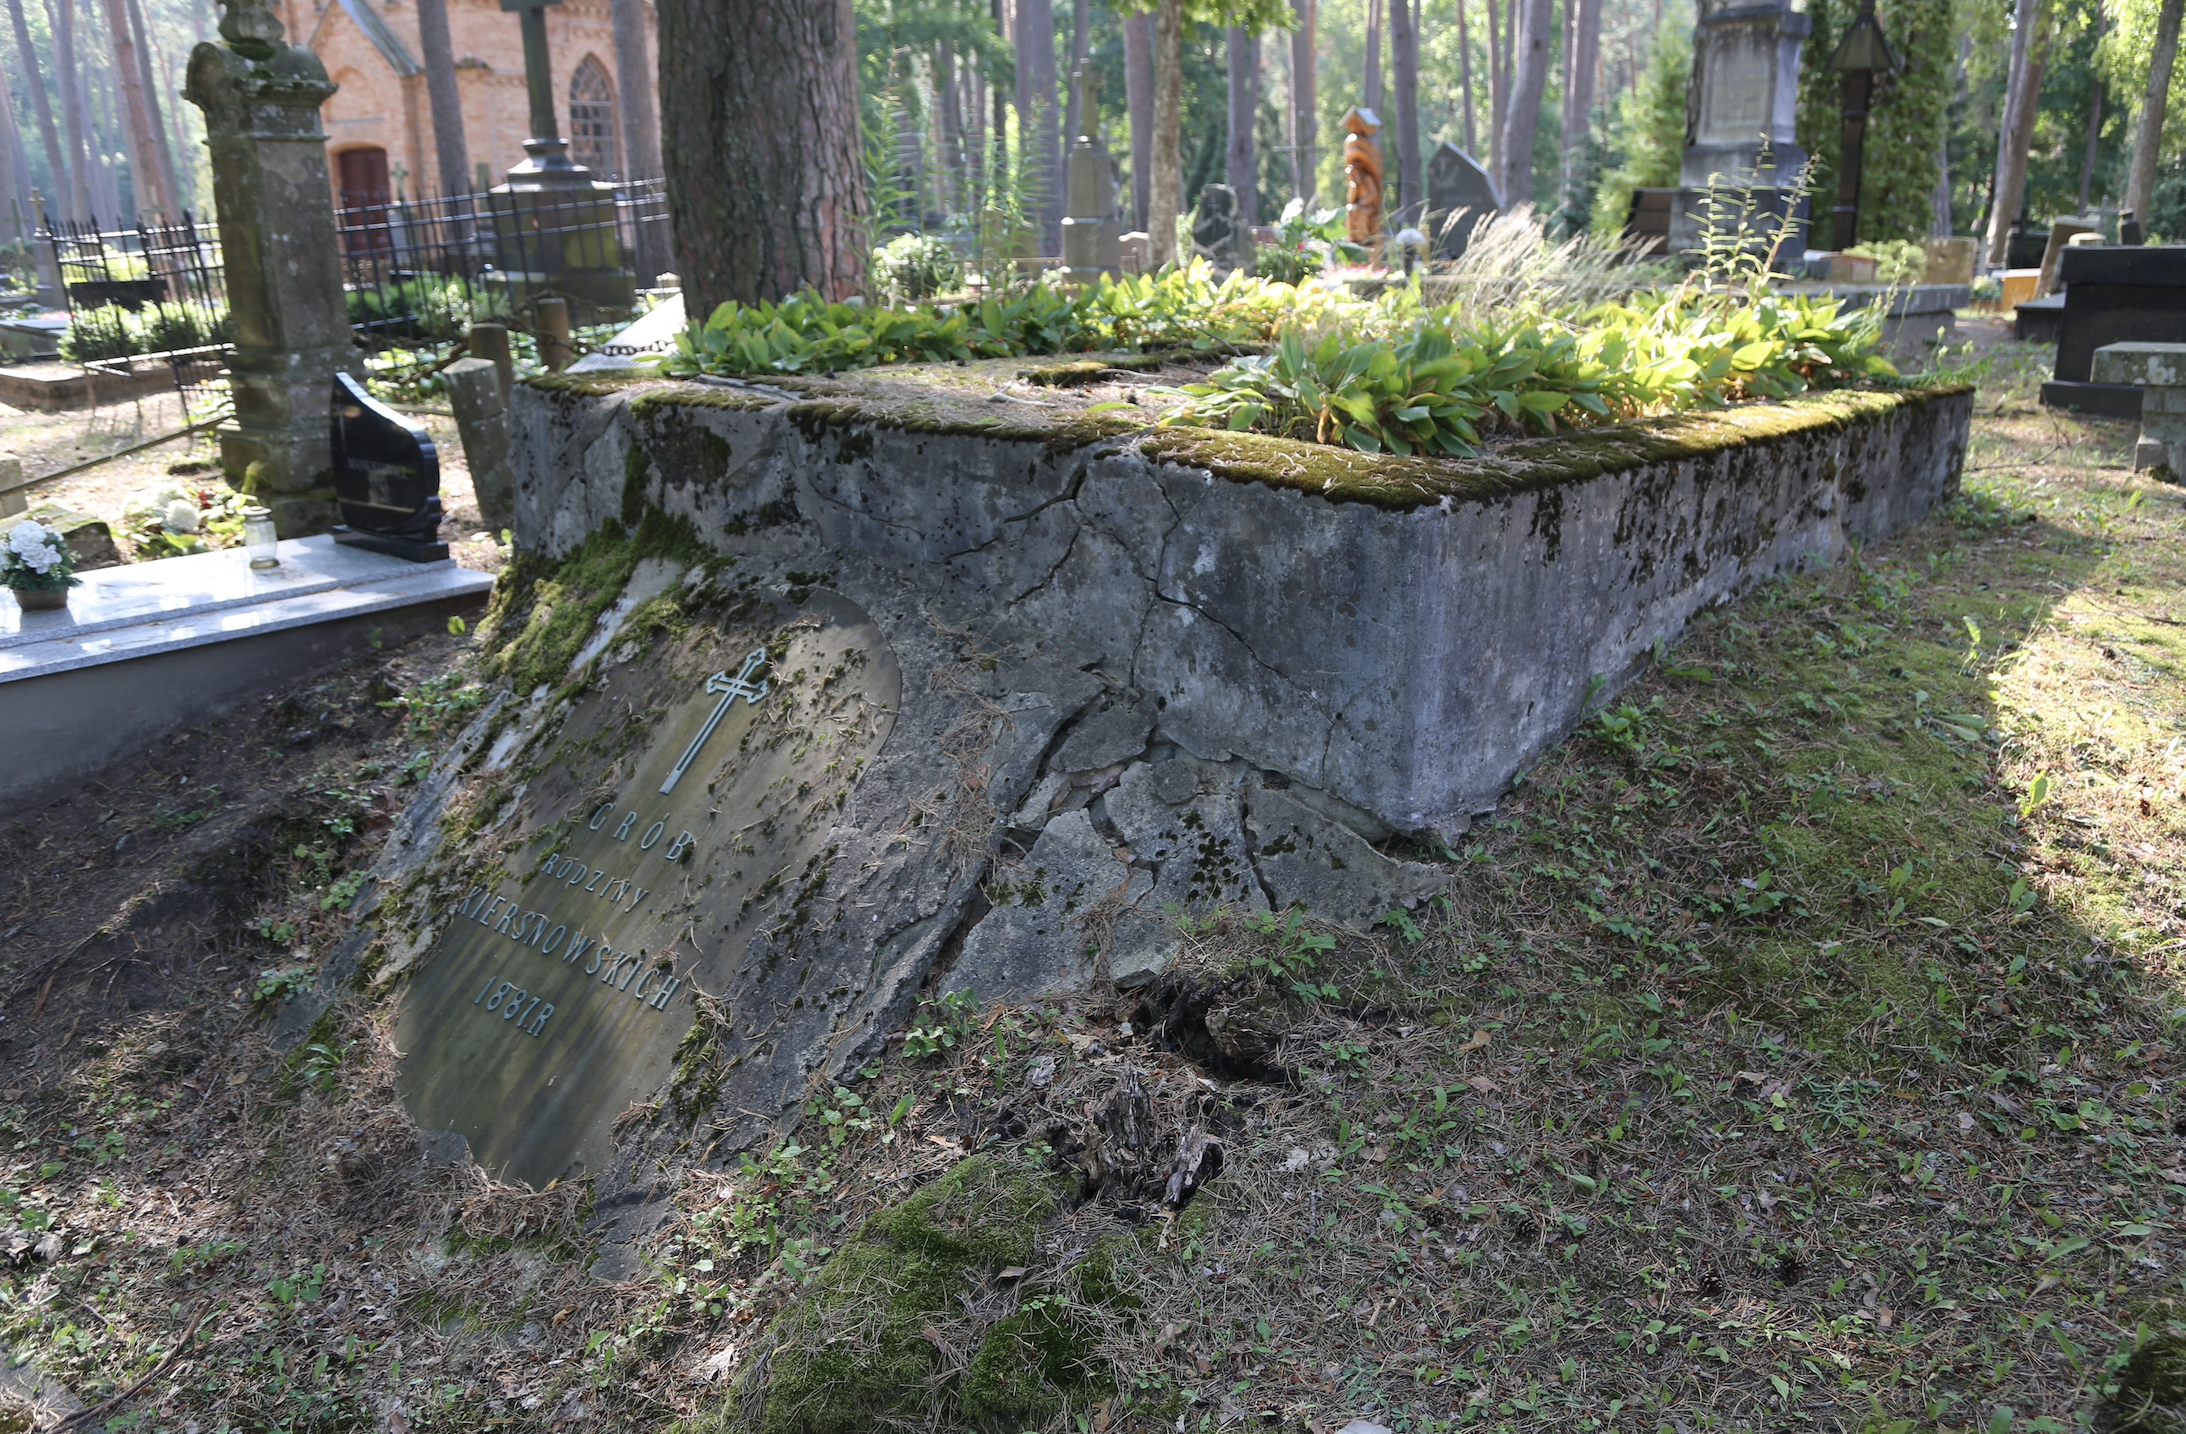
[243,505,280,570]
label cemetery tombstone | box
[330,372,447,561]
[1670,0,1810,256]
[1425,142,1499,259]
[1192,184,1249,273]
[2039,245,2186,418]
[1060,62,1122,284]
[394,593,906,1187]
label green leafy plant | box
[902,989,979,1059]
[252,966,315,1009]
[872,232,965,302]
[1246,906,1338,997]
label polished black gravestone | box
[2039,246,2186,419]
[394,591,901,1187]
[331,372,447,561]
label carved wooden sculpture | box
[1343,106,1385,249]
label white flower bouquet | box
[2,520,80,594]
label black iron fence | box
[336,177,670,364]
[40,210,231,420]
[37,175,670,416]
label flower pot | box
[10,587,68,612]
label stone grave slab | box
[394,589,901,1187]
[1425,142,1498,259]
[2040,246,2186,418]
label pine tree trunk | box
[7,0,68,219]
[1227,28,1260,226]
[1486,0,1505,187]
[1365,0,1383,115]
[658,0,868,310]
[1391,0,1419,222]
[1126,6,1153,228]
[990,0,1009,204]
[50,0,92,220]
[1458,0,1477,154]
[2078,77,2103,212]
[936,43,964,214]
[124,0,180,212]
[0,58,23,213]
[412,0,469,193]
[1501,0,1554,207]
[98,0,166,216]
[2128,0,2183,223]
[1062,0,1089,146]
[1985,0,2050,264]
[1015,0,1060,252]
[1560,0,1600,218]
[1289,0,1316,203]
[611,0,661,180]
[1149,0,1183,265]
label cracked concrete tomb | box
[357,356,1969,1242]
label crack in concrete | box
[936,457,1091,562]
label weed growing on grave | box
[902,988,980,1060]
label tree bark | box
[97,0,166,216]
[1500,0,1553,207]
[1560,0,1600,217]
[0,55,23,214]
[1227,27,1260,225]
[1458,0,1477,153]
[1062,0,1090,146]
[936,42,964,214]
[124,0,180,211]
[1125,6,1153,227]
[2079,81,2103,212]
[1149,0,1182,265]
[1486,0,1505,185]
[659,0,868,310]
[50,0,91,220]
[7,0,69,219]
[1985,0,2051,264]
[1364,0,1383,115]
[611,0,661,180]
[1289,0,1316,203]
[2128,0,2184,223]
[1391,0,1419,222]
[991,0,1009,203]
[412,0,469,193]
[1015,0,1060,251]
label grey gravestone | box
[331,372,447,561]
[395,590,902,1187]
[1425,142,1499,259]
[444,358,514,530]
[1669,0,1809,256]
[1192,184,1248,273]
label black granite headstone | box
[2038,246,2186,418]
[394,591,902,1187]
[331,371,447,561]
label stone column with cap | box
[185,0,352,536]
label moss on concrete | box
[521,371,643,398]
[737,1152,1103,1434]
[477,508,711,698]
[1137,384,1974,510]
[609,376,1967,512]
[1019,351,1172,386]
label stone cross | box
[1072,62,1100,143]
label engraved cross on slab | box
[659,648,770,795]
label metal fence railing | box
[335,177,670,373]
[37,176,671,417]
[40,209,231,421]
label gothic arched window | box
[569,56,618,176]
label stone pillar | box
[1668,0,1811,259]
[184,0,351,537]
[444,357,513,531]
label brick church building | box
[273,0,659,205]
